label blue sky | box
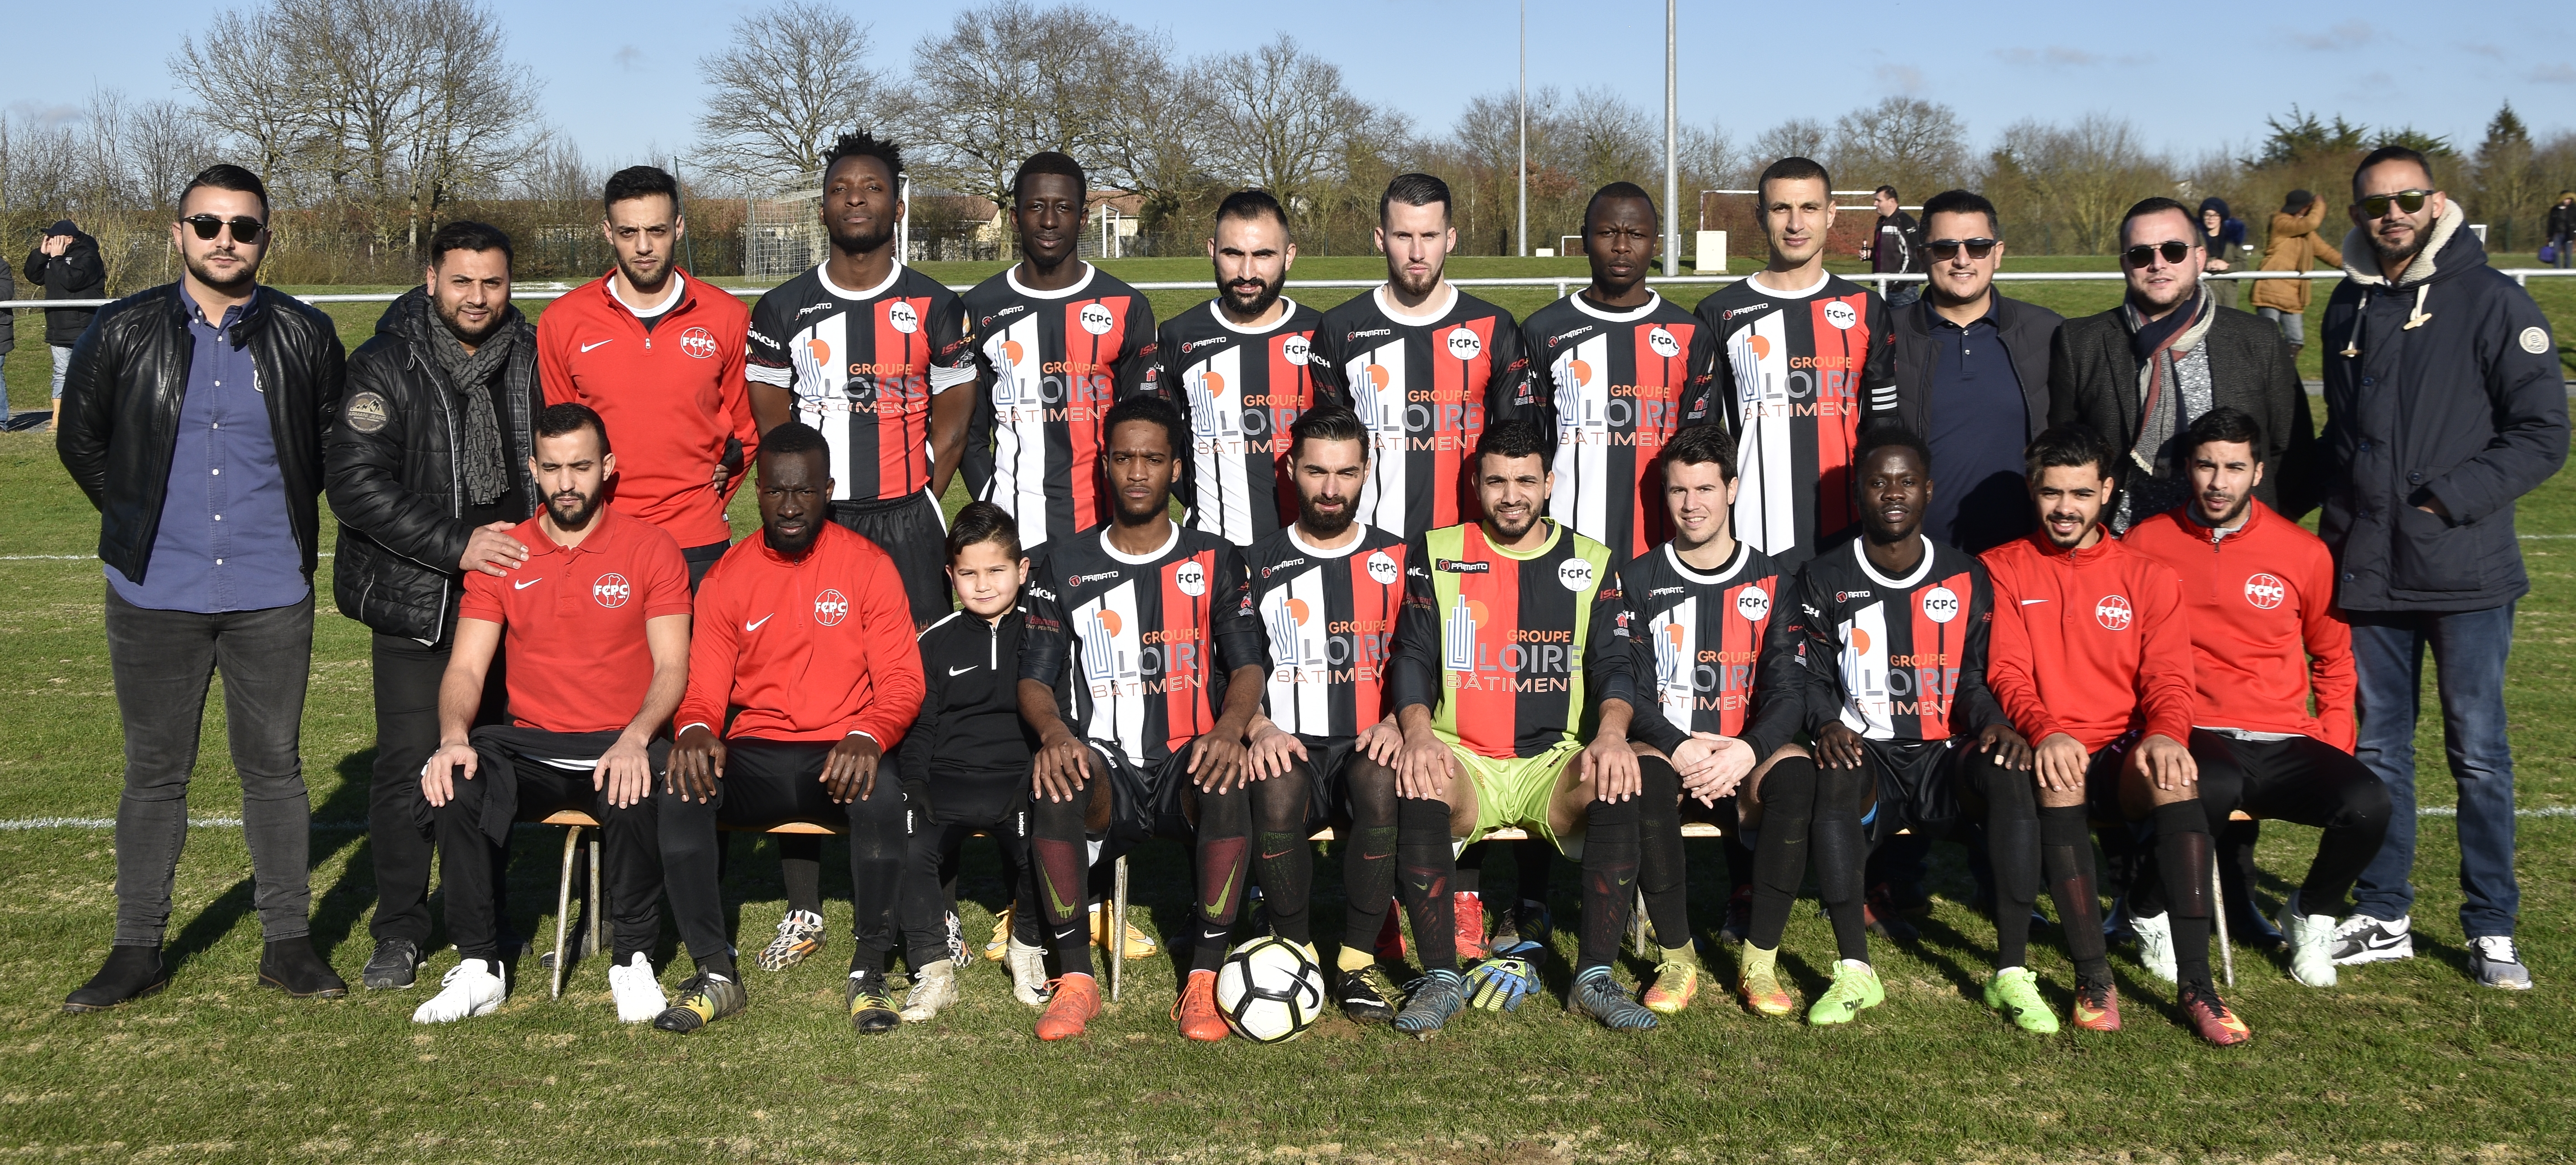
[13,0,2568,168]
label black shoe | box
[537,919,592,971]
[1491,902,1552,949]
[1336,963,1401,1024]
[258,937,348,999]
[63,946,169,1013]
[363,938,425,990]
[1863,884,1919,943]
[845,968,899,1034]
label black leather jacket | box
[326,288,541,641]
[56,282,346,585]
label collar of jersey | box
[753,522,841,566]
[819,261,905,302]
[1568,291,1664,323]
[2183,499,2265,545]
[1477,518,1563,561]
[1206,298,1302,335]
[1374,282,1457,326]
[1286,522,1371,559]
[1005,262,1097,300]
[1662,539,1748,585]
[1097,520,1182,565]
[528,510,620,560]
[2029,530,2117,564]
[610,269,686,317]
[1852,533,1938,589]
[1747,267,1833,300]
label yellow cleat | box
[1090,902,1161,960]
[1738,943,1797,1019]
[983,907,1013,962]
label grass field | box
[2,257,2576,1161]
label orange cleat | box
[2179,982,2250,1047]
[1174,969,1230,1041]
[2070,978,2121,1032]
[1035,974,1102,1041]
[1453,892,1491,961]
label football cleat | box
[1173,968,1229,1041]
[1737,944,1796,1018]
[844,967,899,1035]
[2129,911,2178,983]
[756,909,826,972]
[2278,891,2339,988]
[1491,902,1552,950]
[1451,893,1491,961]
[1337,963,1401,1025]
[2071,977,2121,1032]
[653,970,746,1033]
[984,907,1014,962]
[1004,937,1050,1006]
[1035,973,1102,1040]
[1394,969,1466,1039]
[1983,967,2058,1034]
[1862,884,1919,943]
[2179,981,2250,1046]
[1090,903,1161,960]
[608,952,666,1024]
[363,939,425,991]
[1806,959,1884,1026]
[899,961,959,1023]
[1568,967,1657,1031]
[1642,955,1701,1015]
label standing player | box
[2123,407,2390,989]
[1017,395,1275,1042]
[1522,182,1718,560]
[658,424,925,1036]
[1984,423,2248,1045]
[1239,408,1411,1022]
[963,152,1158,553]
[1694,157,1897,569]
[537,165,756,587]
[1159,189,1324,546]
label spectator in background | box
[2199,199,2249,311]
[1862,186,1922,308]
[24,219,108,433]
[2546,191,2575,270]
[1,256,15,409]
[2250,191,2342,361]
[2318,146,2566,991]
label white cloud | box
[613,45,645,71]
[1876,63,1924,94]
[2532,63,2576,85]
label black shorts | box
[1858,736,1962,844]
[831,492,949,628]
[1292,734,1361,825]
[907,771,1031,829]
[1086,741,1202,847]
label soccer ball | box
[1214,935,1327,1043]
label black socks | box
[1813,761,1872,963]
[1747,756,1818,950]
[1635,756,1690,950]
[1396,797,1459,975]
[2040,804,2109,983]
[1576,793,1641,970]
[2153,800,2215,989]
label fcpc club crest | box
[679,326,718,359]
[813,589,850,626]
[1921,586,1961,623]
[1281,335,1311,365]
[1174,560,1208,598]
[1078,303,1116,335]
[2095,594,2133,631]
[1366,550,1401,586]
[1647,327,1682,358]
[593,573,632,609]
[1822,301,1858,330]
[2244,574,2286,610]
[1444,327,1483,361]
[886,301,919,333]
[1736,585,1771,622]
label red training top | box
[459,508,693,736]
[537,269,757,549]
[1979,531,2195,751]
[678,521,925,746]
[2121,501,2357,751]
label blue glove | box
[1464,940,1547,1011]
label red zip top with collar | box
[1979,530,2195,751]
[2122,500,2356,751]
[678,522,924,746]
[537,270,756,549]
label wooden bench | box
[537,812,840,999]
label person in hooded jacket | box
[325,221,543,992]
[2198,198,2249,311]
[2250,191,2343,360]
[24,219,108,431]
[2318,146,2566,991]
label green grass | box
[4,269,2576,1160]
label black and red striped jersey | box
[1784,535,2003,743]
[745,264,977,502]
[1156,298,1325,546]
[1389,519,1632,759]
[962,264,1159,550]
[1693,272,1897,568]
[1244,522,1407,739]
[1019,522,1266,764]
[1307,286,1534,539]
[1617,540,1810,761]
[1521,291,1720,560]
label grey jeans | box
[104,586,316,945]
[2257,306,2305,348]
[51,343,73,399]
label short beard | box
[1220,278,1280,321]
[1388,262,1440,301]
[1486,509,1537,543]
[830,220,894,257]
[2043,514,2092,548]
[183,252,258,296]
[547,489,602,532]
[1297,493,1353,538]
[615,254,670,296]
[767,518,822,557]
[2371,231,2429,273]
[2197,491,2252,529]
[437,299,503,347]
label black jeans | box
[104,587,315,945]
[657,738,910,967]
[902,806,1037,970]
[366,632,507,948]
[431,726,669,962]
[2188,731,2392,916]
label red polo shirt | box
[677,522,924,746]
[1980,531,2195,751]
[2123,502,2357,751]
[459,507,693,735]
[537,269,756,549]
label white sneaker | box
[410,958,505,1024]
[2330,913,2414,965]
[2278,892,2339,988]
[1005,937,1049,1007]
[608,952,666,1023]
[2131,911,2178,983]
[900,961,959,1023]
[2472,936,2533,990]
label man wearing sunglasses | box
[2047,197,2314,534]
[2317,146,2566,991]
[57,165,350,1011]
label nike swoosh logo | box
[745,615,772,632]
[1204,863,1242,914]
[513,578,542,590]
[1261,848,1295,861]
[949,665,976,676]
[581,339,615,353]
[2021,599,2049,605]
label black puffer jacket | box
[56,282,346,584]
[22,230,108,344]
[326,288,541,641]
[2319,200,2569,613]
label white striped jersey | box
[1783,535,2005,742]
[1616,540,1808,760]
[1019,522,1266,763]
[961,264,1159,550]
[1243,522,1408,738]
[1520,291,1720,562]
[1692,272,1896,569]
[1306,285,1535,539]
[1156,298,1325,546]
[745,263,977,501]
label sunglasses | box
[2356,189,2433,219]
[2122,241,2195,267]
[181,215,266,242]
[1924,238,1998,262]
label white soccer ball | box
[1214,935,1328,1043]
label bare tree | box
[693,2,893,190]
[170,7,310,194]
[1749,118,1832,170]
[1834,96,1968,198]
[1200,35,1393,221]
[906,1,1125,211]
[1090,31,1210,216]
[1991,114,2174,253]
[125,100,214,211]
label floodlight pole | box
[1663,0,1678,277]
[1516,0,1527,259]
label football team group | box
[49,126,2560,1048]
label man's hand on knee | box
[2130,733,2197,796]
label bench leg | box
[2211,850,2234,988]
[1110,855,1129,1003]
[552,825,580,1000]
[588,833,603,964]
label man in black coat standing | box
[2319,147,2566,990]
[2049,197,2316,532]
[25,218,108,431]
[325,222,542,990]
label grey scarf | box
[430,318,517,507]
[2112,287,2216,530]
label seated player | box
[658,423,925,1035]
[1017,395,1279,1042]
[412,404,693,1025]
[1776,429,2035,1028]
[1614,423,1809,1016]
[1984,423,2248,1045]
[1372,419,1654,1035]
[1240,407,1412,1023]
[900,501,1050,1018]
[2123,407,2390,988]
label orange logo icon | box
[805,338,831,365]
[1202,370,1228,398]
[1365,364,1391,392]
[1848,627,1872,656]
[1096,610,1124,635]
[1567,359,1594,388]
[1746,335,1773,360]
[1003,339,1027,367]
[1285,597,1311,625]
